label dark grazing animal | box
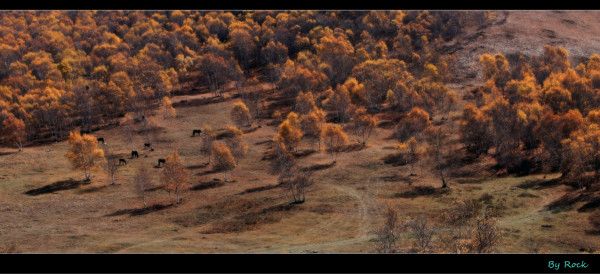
[131,150,139,159]
[144,143,152,149]
[192,129,202,136]
[157,158,166,167]
[119,159,127,165]
[97,137,105,144]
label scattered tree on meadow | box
[323,86,353,122]
[102,145,119,185]
[396,136,421,175]
[351,107,377,145]
[210,141,237,181]
[375,206,399,253]
[230,101,252,128]
[161,150,191,204]
[277,112,303,152]
[270,138,296,177]
[134,165,152,208]
[321,123,349,161]
[282,169,313,203]
[395,107,431,141]
[200,124,217,163]
[299,108,326,150]
[222,125,249,159]
[160,96,176,119]
[471,215,500,253]
[408,216,435,253]
[425,125,450,188]
[65,131,105,181]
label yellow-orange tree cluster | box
[461,46,600,177]
[0,11,478,148]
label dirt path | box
[248,183,377,253]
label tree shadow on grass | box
[238,182,282,195]
[191,179,225,191]
[517,178,562,190]
[105,203,174,217]
[293,149,317,158]
[379,174,415,185]
[24,179,89,196]
[300,161,336,172]
[545,192,591,213]
[187,162,209,170]
[578,197,600,212]
[0,151,17,157]
[196,169,223,176]
[392,186,450,199]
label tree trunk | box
[440,170,447,188]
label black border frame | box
[0,0,599,10]
[0,254,598,273]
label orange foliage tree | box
[65,131,105,181]
[321,123,349,161]
[161,150,192,204]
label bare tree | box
[134,165,152,207]
[101,144,119,185]
[408,216,435,253]
[375,206,399,253]
[282,169,313,203]
[471,215,500,253]
[200,124,216,163]
[426,125,450,188]
[161,150,191,204]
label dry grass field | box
[1,11,600,253]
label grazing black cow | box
[157,158,166,167]
[131,150,139,159]
[119,159,127,165]
[144,143,152,149]
[192,129,202,136]
[97,137,105,144]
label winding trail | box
[248,183,377,253]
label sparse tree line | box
[63,99,252,208]
[0,10,491,150]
